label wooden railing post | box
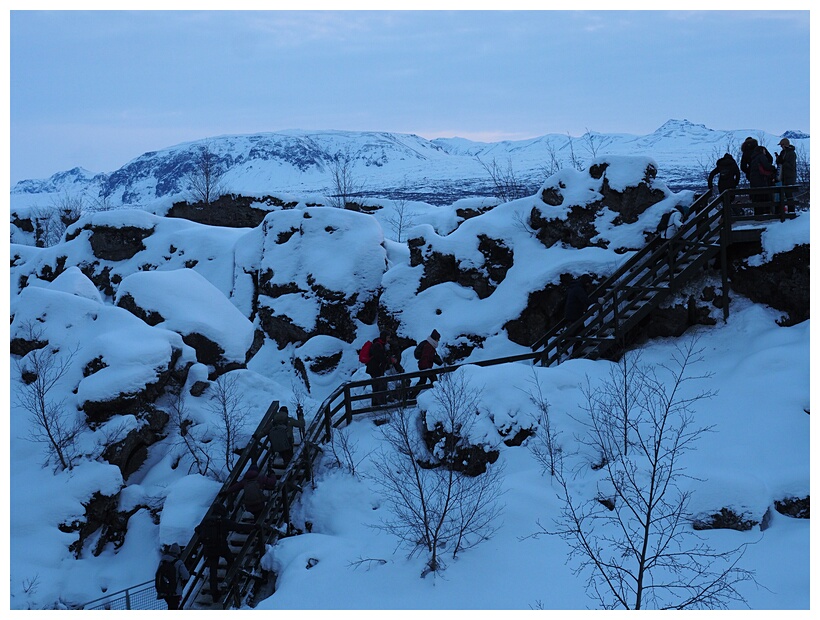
[323,403,332,443]
[720,191,731,322]
[344,384,353,425]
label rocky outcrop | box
[101,406,170,479]
[692,507,758,532]
[61,492,152,559]
[116,293,164,326]
[504,274,598,347]
[86,225,154,261]
[775,495,810,519]
[81,349,185,425]
[420,410,500,477]
[167,193,299,228]
[730,244,809,326]
[530,204,606,250]
[247,208,386,347]
[409,234,514,299]
[115,269,256,376]
[532,160,667,249]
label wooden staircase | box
[530,189,728,365]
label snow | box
[116,268,255,364]
[6,150,811,611]
[259,302,810,611]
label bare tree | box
[89,182,117,212]
[535,340,756,609]
[168,388,213,477]
[383,189,418,242]
[207,374,250,478]
[14,328,82,471]
[581,127,602,160]
[327,148,365,209]
[794,143,810,188]
[370,371,504,576]
[540,140,563,179]
[30,194,83,248]
[566,132,585,171]
[328,426,363,477]
[185,142,225,208]
[477,156,527,203]
[587,349,644,457]
[523,369,563,477]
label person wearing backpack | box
[775,138,797,213]
[657,206,685,240]
[707,153,741,197]
[739,136,758,183]
[749,144,777,213]
[267,406,304,467]
[412,329,443,396]
[220,464,277,521]
[195,504,252,603]
[155,542,190,609]
[365,331,391,406]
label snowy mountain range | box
[10,119,810,209]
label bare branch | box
[542,338,756,609]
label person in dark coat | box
[267,406,304,466]
[220,464,277,521]
[156,543,190,610]
[775,137,798,212]
[383,337,409,399]
[195,504,252,603]
[564,281,590,324]
[707,153,741,197]
[748,145,777,211]
[413,329,443,394]
[739,136,759,183]
[365,331,391,406]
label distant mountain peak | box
[655,119,709,133]
[782,129,810,140]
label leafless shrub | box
[13,325,82,471]
[168,388,213,477]
[328,426,363,477]
[532,339,756,609]
[384,190,418,242]
[370,371,504,576]
[327,147,366,209]
[566,132,585,172]
[207,374,251,478]
[523,369,563,477]
[581,127,602,160]
[477,156,527,203]
[185,141,225,208]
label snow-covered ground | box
[7,155,811,611]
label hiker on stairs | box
[365,331,391,406]
[195,504,253,604]
[220,464,277,521]
[155,543,190,610]
[268,406,304,467]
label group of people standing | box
[364,329,443,405]
[708,136,798,214]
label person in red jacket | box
[412,329,443,396]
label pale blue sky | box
[8,8,811,183]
